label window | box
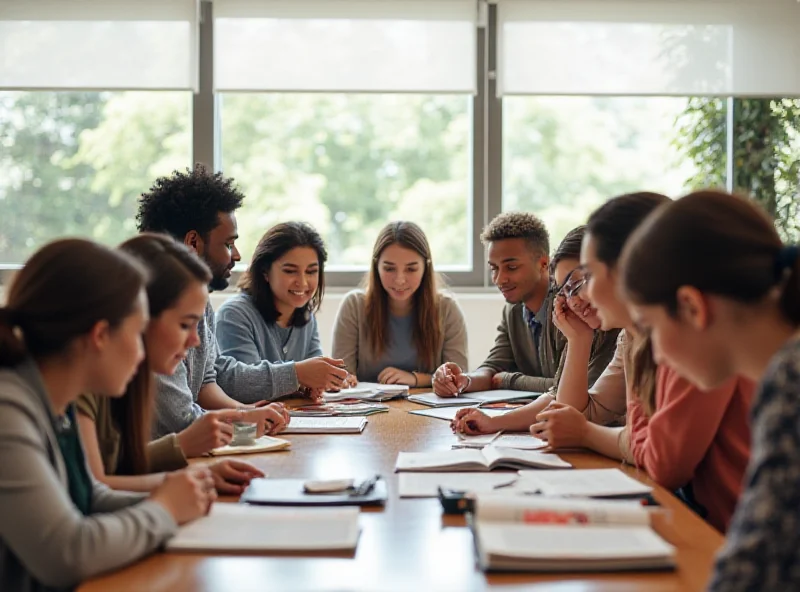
[220,93,472,269]
[2,1,798,277]
[0,91,191,263]
[503,96,703,250]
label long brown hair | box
[116,234,211,474]
[621,190,800,326]
[238,222,327,327]
[586,192,671,412]
[0,239,146,368]
[364,222,441,372]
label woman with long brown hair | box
[76,234,272,493]
[332,221,468,386]
[0,239,213,590]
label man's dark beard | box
[208,274,229,292]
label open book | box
[395,447,571,472]
[283,416,367,434]
[166,504,360,552]
[472,495,675,572]
[325,382,409,402]
[210,435,291,456]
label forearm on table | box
[554,339,593,409]
[492,395,552,432]
[582,423,626,460]
[465,368,496,393]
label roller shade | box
[0,0,199,91]
[498,0,800,97]
[214,0,477,93]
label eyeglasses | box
[556,266,591,299]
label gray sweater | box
[331,289,469,380]
[215,293,323,366]
[0,359,176,592]
[154,301,301,438]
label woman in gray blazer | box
[0,239,215,591]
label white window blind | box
[0,0,199,91]
[498,0,800,97]
[213,0,477,93]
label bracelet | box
[411,371,419,388]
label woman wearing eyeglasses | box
[528,192,754,533]
[450,226,618,436]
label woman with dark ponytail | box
[620,190,800,590]
[0,239,214,590]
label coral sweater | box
[628,367,755,532]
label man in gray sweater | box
[136,165,347,436]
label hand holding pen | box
[433,362,472,397]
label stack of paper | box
[516,468,653,498]
[166,504,360,552]
[283,416,367,434]
[325,382,409,402]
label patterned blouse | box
[708,336,800,591]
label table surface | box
[80,397,724,592]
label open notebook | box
[166,504,360,552]
[472,495,675,572]
[209,435,291,456]
[408,389,538,408]
[395,447,571,472]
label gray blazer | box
[0,359,176,591]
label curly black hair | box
[136,164,245,240]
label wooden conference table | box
[81,396,724,592]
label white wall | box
[0,285,506,370]
[210,289,506,371]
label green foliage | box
[676,97,800,241]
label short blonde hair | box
[480,212,549,256]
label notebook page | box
[409,406,510,421]
[398,472,519,497]
[479,524,674,560]
[482,446,572,469]
[517,468,652,497]
[407,392,480,407]
[395,449,488,471]
[467,389,541,403]
[167,505,360,551]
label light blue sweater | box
[216,293,323,368]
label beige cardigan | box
[331,289,469,380]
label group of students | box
[0,164,798,591]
